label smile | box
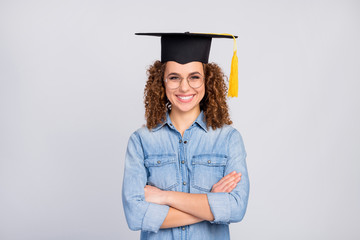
[176,94,195,102]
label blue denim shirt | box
[122,111,249,240]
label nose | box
[179,78,191,92]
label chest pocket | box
[144,154,179,190]
[191,154,227,192]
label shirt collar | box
[193,111,208,132]
[151,111,208,133]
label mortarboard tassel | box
[199,32,239,97]
[228,35,238,98]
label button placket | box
[179,130,192,238]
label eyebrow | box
[167,71,202,76]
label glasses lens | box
[166,75,181,89]
[188,74,204,88]
[165,74,204,89]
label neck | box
[169,106,201,136]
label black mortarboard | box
[135,32,239,97]
[135,32,237,64]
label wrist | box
[162,190,173,206]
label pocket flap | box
[191,154,227,166]
[144,154,176,167]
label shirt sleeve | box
[122,132,169,232]
[206,129,250,224]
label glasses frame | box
[164,73,205,90]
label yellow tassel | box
[228,36,238,97]
[191,32,239,97]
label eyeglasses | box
[164,73,204,89]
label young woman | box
[122,32,249,240]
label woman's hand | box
[211,171,241,193]
[144,185,168,205]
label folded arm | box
[145,129,249,226]
[123,129,249,232]
[122,133,170,233]
[206,130,250,224]
[160,207,203,229]
[146,171,242,228]
[122,133,240,232]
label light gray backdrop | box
[1,0,359,239]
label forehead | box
[165,61,204,74]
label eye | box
[168,75,180,81]
[189,74,201,80]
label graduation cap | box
[135,32,239,97]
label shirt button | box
[179,139,182,143]
[169,123,173,126]
[183,181,187,185]
[207,160,211,164]
[157,160,161,164]
[184,141,188,144]
[181,160,185,164]
[182,227,185,230]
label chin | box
[171,103,199,113]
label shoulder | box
[207,124,245,147]
[133,125,152,135]
[129,125,166,143]
[208,124,242,138]
[128,126,152,140]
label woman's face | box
[164,61,205,114]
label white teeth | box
[178,95,194,100]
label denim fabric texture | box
[122,111,250,240]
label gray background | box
[1,0,359,239]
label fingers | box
[215,171,237,186]
[144,185,160,195]
[211,172,242,193]
[223,172,241,186]
[216,172,241,188]
[212,172,236,190]
[223,182,237,192]
[222,173,241,192]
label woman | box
[122,32,249,240]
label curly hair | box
[144,60,232,130]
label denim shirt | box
[122,111,250,240]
